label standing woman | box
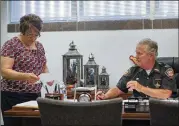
[1,14,48,113]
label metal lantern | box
[98,66,109,90]
[84,53,99,87]
[62,41,83,87]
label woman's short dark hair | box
[19,14,43,36]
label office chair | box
[149,97,179,126]
[37,97,123,126]
[157,57,179,97]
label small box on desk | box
[124,97,149,113]
[45,93,63,100]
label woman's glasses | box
[26,32,40,38]
[25,24,41,38]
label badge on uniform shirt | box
[154,79,161,88]
[165,68,174,79]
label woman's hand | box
[25,73,40,84]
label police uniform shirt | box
[116,61,177,97]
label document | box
[15,100,38,108]
[14,99,77,108]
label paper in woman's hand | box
[38,73,55,86]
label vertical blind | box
[9,1,178,23]
[78,1,150,21]
[154,1,178,19]
[10,1,77,23]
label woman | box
[1,14,48,113]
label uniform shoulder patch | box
[165,68,174,79]
[123,69,131,76]
[123,66,138,76]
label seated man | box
[97,38,177,100]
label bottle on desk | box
[59,82,67,100]
[62,87,67,100]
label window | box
[78,1,150,21]
[9,1,77,23]
[154,1,178,19]
[9,1,178,23]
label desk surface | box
[4,100,150,120]
[4,109,150,120]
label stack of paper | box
[15,100,38,108]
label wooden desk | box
[4,104,150,120]
[3,101,150,126]
[4,91,134,118]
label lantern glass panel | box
[86,68,95,85]
[101,76,107,85]
[66,59,78,85]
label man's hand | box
[25,73,40,84]
[96,91,106,100]
[126,81,143,92]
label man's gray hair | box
[138,38,158,57]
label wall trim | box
[7,19,178,33]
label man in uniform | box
[97,38,177,100]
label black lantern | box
[98,66,109,90]
[84,53,99,87]
[62,41,83,87]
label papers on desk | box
[15,100,38,108]
[14,99,78,108]
[14,98,101,109]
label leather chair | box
[149,97,179,126]
[157,57,179,97]
[37,97,123,126]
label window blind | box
[10,1,77,23]
[154,1,178,19]
[78,1,150,21]
[9,1,178,23]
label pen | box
[39,80,47,89]
[45,85,49,94]
[54,83,57,93]
[58,84,60,94]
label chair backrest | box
[37,97,123,126]
[157,57,179,97]
[157,57,179,73]
[149,98,179,126]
